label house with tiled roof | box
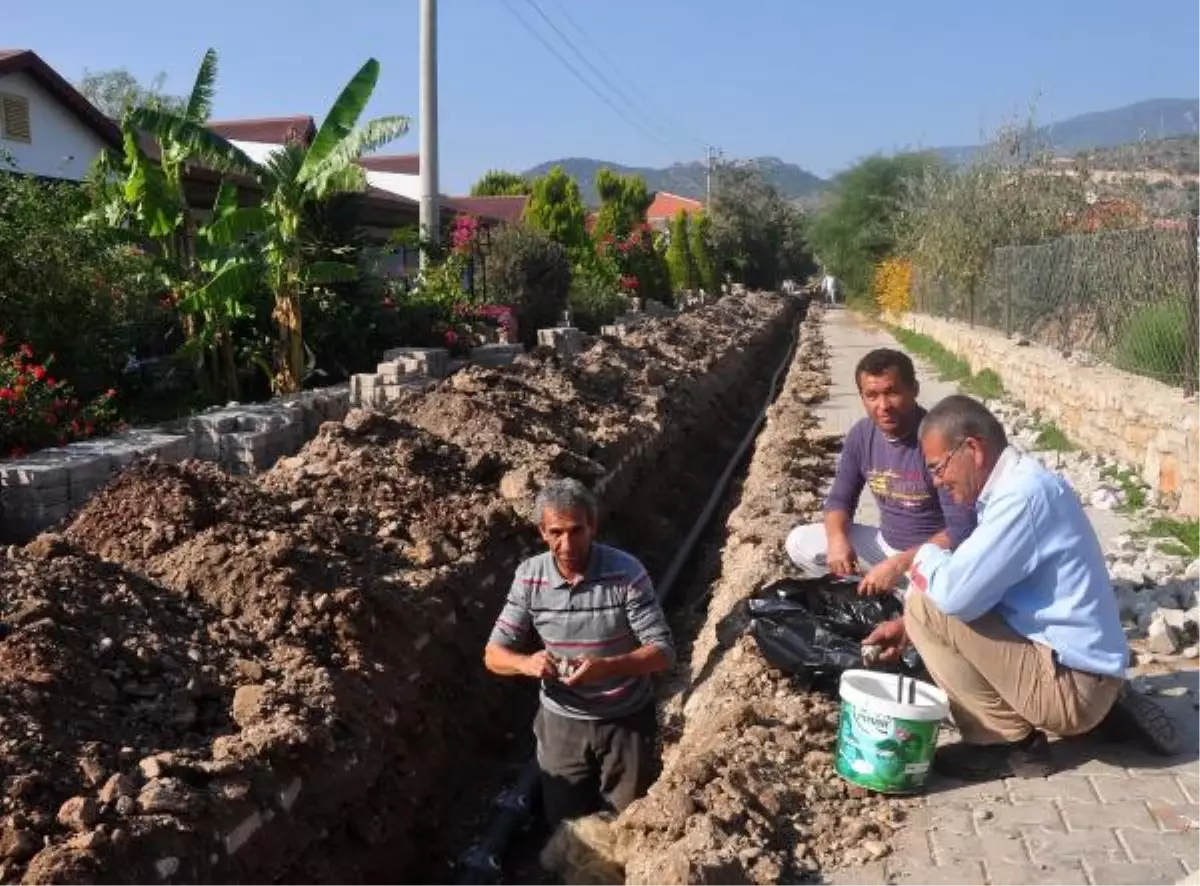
[646,191,704,230]
[0,49,121,180]
[1,48,524,238]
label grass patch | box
[886,326,1006,400]
[1033,422,1076,453]
[888,326,972,381]
[1145,517,1200,558]
[1099,463,1148,511]
[961,368,1005,400]
[1156,541,1193,558]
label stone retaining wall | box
[892,312,1199,516]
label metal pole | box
[419,0,440,270]
[1185,213,1195,393]
[705,146,713,206]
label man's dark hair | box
[855,348,917,391]
[919,394,1008,452]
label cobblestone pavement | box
[818,309,1200,885]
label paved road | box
[815,308,1200,886]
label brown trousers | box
[905,591,1123,744]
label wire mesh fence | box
[912,219,1200,393]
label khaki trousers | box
[905,591,1123,744]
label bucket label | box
[835,703,940,794]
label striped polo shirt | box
[488,543,676,720]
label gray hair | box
[533,478,599,525]
[919,394,1008,452]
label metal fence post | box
[1185,216,1199,396]
[1004,257,1014,338]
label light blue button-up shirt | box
[911,446,1128,678]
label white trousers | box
[785,521,899,576]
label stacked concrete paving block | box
[350,347,447,409]
[537,327,584,358]
[381,347,449,378]
[180,385,352,476]
[467,343,525,368]
[0,429,192,540]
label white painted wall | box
[365,170,421,200]
[230,139,282,166]
[0,71,109,181]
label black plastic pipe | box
[453,296,810,884]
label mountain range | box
[524,98,1199,204]
[932,98,1200,165]
[522,156,826,207]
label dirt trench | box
[540,307,920,885]
[0,294,806,885]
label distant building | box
[645,191,704,231]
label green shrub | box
[0,173,168,400]
[1112,300,1192,387]
[569,272,628,334]
[485,223,571,343]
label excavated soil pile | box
[543,309,919,885]
[0,294,802,884]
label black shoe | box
[933,731,1054,782]
[1095,684,1181,756]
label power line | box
[497,0,679,154]
[521,0,698,154]
[547,0,708,152]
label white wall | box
[0,71,108,181]
[230,139,282,166]
[365,170,421,200]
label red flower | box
[0,387,12,401]
[32,365,46,381]
[444,329,458,346]
[104,388,117,399]
[19,343,33,359]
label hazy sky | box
[8,0,1199,192]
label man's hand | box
[521,650,560,680]
[858,554,908,596]
[561,656,612,687]
[862,617,907,664]
[826,537,858,577]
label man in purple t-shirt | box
[786,348,976,594]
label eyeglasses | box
[928,438,968,479]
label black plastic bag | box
[747,575,908,689]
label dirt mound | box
[0,294,801,884]
[599,308,916,885]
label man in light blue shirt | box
[864,395,1176,781]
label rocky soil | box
[535,308,918,886]
[0,294,802,884]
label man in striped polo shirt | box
[484,478,676,826]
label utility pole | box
[705,145,716,206]
[419,0,439,270]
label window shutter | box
[1,93,32,142]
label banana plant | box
[82,48,261,399]
[176,182,269,401]
[257,58,409,393]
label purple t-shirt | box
[825,411,976,552]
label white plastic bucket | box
[835,669,949,794]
